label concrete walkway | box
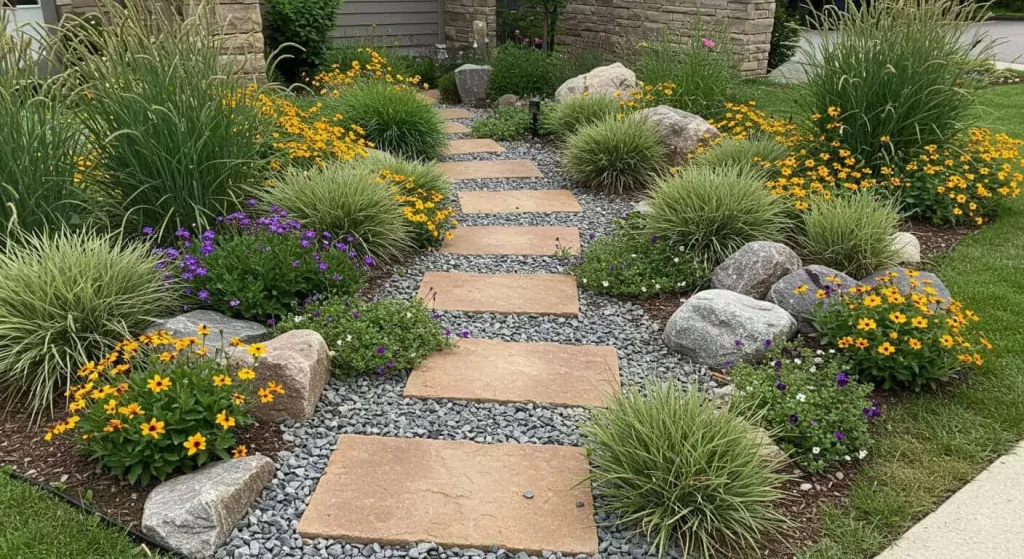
[875,441,1024,558]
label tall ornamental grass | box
[0,231,178,417]
[798,193,900,278]
[801,0,995,167]
[63,1,270,236]
[563,116,669,194]
[329,81,448,161]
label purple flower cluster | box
[862,399,882,420]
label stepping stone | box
[445,138,505,156]
[439,108,473,120]
[459,190,581,214]
[418,271,579,316]
[405,338,620,407]
[439,159,543,181]
[298,435,598,556]
[444,121,470,134]
[441,225,580,256]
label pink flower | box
[702,38,715,49]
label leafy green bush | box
[563,116,669,194]
[262,162,414,261]
[768,6,801,70]
[731,343,876,473]
[0,230,178,415]
[330,81,448,160]
[798,193,899,278]
[155,210,366,323]
[540,94,619,140]
[264,0,344,82]
[438,72,461,104]
[471,107,532,141]
[487,43,559,99]
[690,137,788,175]
[647,166,790,264]
[49,332,277,485]
[582,383,787,557]
[278,297,451,376]
[573,215,709,299]
[64,2,269,236]
[802,0,993,168]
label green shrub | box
[690,137,788,175]
[64,2,269,236]
[438,72,461,104]
[471,107,532,141]
[540,94,620,140]
[358,150,451,202]
[768,6,801,70]
[573,215,709,299]
[0,230,178,415]
[262,162,414,261]
[802,0,993,168]
[731,343,876,473]
[582,383,787,557]
[330,81,448,160]
[487,43,559,99]
[278,297,451,376]
[798,194,899,278]
[264,0,344,82]
[646,166,790,264]
[156,211,367,323]
[563,116,669,194]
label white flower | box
[844,455,852,461]
[812,447,821,455]
[796,393,807,402]
[406,312,412,319]
[582,278,588,284]
[293,315,304,323]
[328,350,337,357]
[654,284,661,290]
[816,349,825,355]
[630,254,638,258]
[858,449,869,459]
[809,366,817,373]
[793,358,802,364]
[641,286,647,292]
[829,349,836,354]
[602,281,609,287]
[673,257,680,263]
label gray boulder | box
[147,310,268,348]
[229,329,331,421]
[634,105,720,165]
[862,266,952,306]
[891,232,922,264]
[711,241,803,299]
[767,265,860,333]
[554,62,636,101]
[141,456,275,558]
[494,93,519,108]
[454,64,492,105]
[663,289,797,367]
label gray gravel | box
[218,111,707,559]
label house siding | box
[330,0,444,53]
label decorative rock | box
[750,425,788,466]
[147,310,268,348]
[711,241,803,299]
[454,64,492,105]
[663,289,797,367]
[554,63,636,101]
[891,232,922,264]
[767,265,860,333]
[495,93,519,108]
[861,266,952,305]
[142,455,275,559]
[632,200,653,215]
[799,483,813,491]
[633,105,720,165]
[229,330,331,421]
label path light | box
[529,98,541,137]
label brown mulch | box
[0,407,288,530]
[905,221,978,261]
[757,466,856,558]
[638,293,687,328]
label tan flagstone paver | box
[445,138,505,156]
[417,271,579,316]
[297,435,598,555]
[458,190,581,214]
[405,338,619,407]
[418,89,440,103]
[444,121,470,134]
[439,160,543,181]
[439,108,473,120]
[441,226,580,256]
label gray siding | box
[331,0,443,53]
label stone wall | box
[445,0,496,54]
[558,0,775,77]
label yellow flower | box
[854,338,870,349]
[103,399,118,415]
[68,399,86,412]
[863,295,883,308]
[216,410,236,430]
[258,387,275,403]
[232,445,248,459]
[232,392,246,405]
[793,285,809,294]
[940,335,955,348]
[911,316,929,328]
[980,337,993,349]
[197,324,211,337]
[878,342,896,356]
[212,375,233,387]
[159,351,175,362]
[147,374,172,393]
[908,337,922,350]
[229,337,244,348]
[103,419,125,433]
[857,318,877,331]
[237,368,256,381]
[140,418,165,439]
[837,336,854,348]
[266,381,285,395]
[183,432,207,456]
[889,312,907,324]
[247,343,268,358]
[119,402,144,418]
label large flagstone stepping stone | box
[445,138,505,155]
[444,121,470,134]
[441,225,580,256]
[404,338,619,407]
[458,190,581,214]
[439,159,543,181]
[297,435,598,555]
[418,271,579,316]
[439,108,473,120]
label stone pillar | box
[212,0,266,80]
[445,0,496,54]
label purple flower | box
[292,260,301,268]
[458,329,471,339]
[722,361,734,370]
[363,255,376,267]
[229,299,240,307]
[318,262,329,271]
[267,318,277,326]
[444,328,452,337]
[333,273,343,281]
[836,372,849,388]
[175,228,191,239]
[247,198,258,207]
[588,232,596,240]
[197,289,209,301]
[651,235,658,244]
[299,239,310,248]
[774,360,783,371]
[763,339,773,349]
[352,311,360,319]
[835,431,845,441]
[376,346,386,355]
[386,360,395,369]
[789,414,799,425]
[734,339,744,347]
[776,381,786,392]
[142,226,154,236]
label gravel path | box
[218,110,709,559]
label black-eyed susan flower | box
[232,445,248,459]
[247,343,267,358]
[147,374,172,393]
[215,410,236,430]
[183,432,207,456]
[237,368,256,381]
[140,418,165,439]
[212,375,232,387]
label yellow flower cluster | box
[613,81,678,115]
[310,48,427,96]
[378,170,456,248]
[253,94,372,169]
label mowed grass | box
[0,472,149,558]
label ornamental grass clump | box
[798,193,900,278]
[646,165,790,264]
[582,383,788,557]
[278,297,451,376]
[563,116,669,194]
[0,230,178,416]
[327,81,447,160]
[45,329,282,485]
[690,136,788,176]
[540,94,620,140]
